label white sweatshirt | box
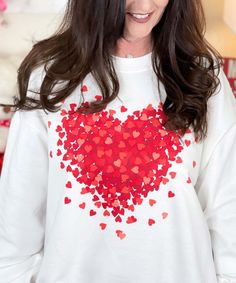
[0,52,236,283]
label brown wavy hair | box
[1,0,222,141]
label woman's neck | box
[113,35,153,58]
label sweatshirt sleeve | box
[195,68,236,283]
[0,72,48,282]
[196,124,236,283]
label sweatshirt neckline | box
[111,52,153,73]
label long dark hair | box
[1,0,222,141]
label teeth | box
[130,13,150,19]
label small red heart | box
[59,132,65,139]
[60,109,67,116]
[149,199,156,206]
[92,195,99,201]
[95,95,102,101]
[100,223,107,230]
[121,186,130,194]
[90,210,97,216]
[148,218,156,226]
[64,197,71,204]
[128,205,135,212]
[168,191,175,198]
[133,130,140,138]
[56,125,62,132]
[79,202,86,209]
[121,106,127,112]
[135,198,143,205]
[81,85,88,92]
[162,177,169,184]
[185,140,191,147]
[48,121,51,128]
[176,157,183,163]
[187,176,192,184]
[49,151,53,158]
[193,160,196,168]
[114,159,121,167]
[126,216,137,224]
[77,138,85,146]
[105,137,113,144]
[109,109,116,116]
[103,210,110,216]
[94,201,101,208]
[115,215,122,222]
[162,212,168,219]
[116,230,126,240]
[85,145,92,153]
[66,181,72,189]
[169,172,176,179]
[152,152,160,160]
[81,187,89,194]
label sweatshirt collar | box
[111,52,153,73]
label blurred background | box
[0,0,236,172]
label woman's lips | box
[127,12,154,24]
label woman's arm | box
[196,123,236,283]
[0,97,48,282]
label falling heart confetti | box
[116,230,126,240]
[79,202,86,209]
[168,191,175,198]
[81,85,88,92]
[90,209,97,216]
[149,199,157,206]
[99,223,107,230]
[148,218,156,226]
[184,140,191,147]
[126,216,137,224]
[162,212,168,219]
[187,177,192,184]
[169,172,176,179]
[64,197,71,204]
[66,181,72,189]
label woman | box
[0,0,236,282]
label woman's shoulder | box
[207,67,236,139]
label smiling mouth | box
[127,12,154,23]
[129,13,150,19]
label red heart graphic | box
[149,199,156,206]
[66,181,72,189]
[100,223,107,230]
[184,140,191,147]
[162,212,168,219]
[90,209,97,216]
[79,202,86,209]
[148,218,156,226]
[126,216,137,224]
[81,85,88,92]
[64,197,71,204]
[169,172,176,179]
[56,103,184,223]
[116,230,126,240]
[168,191,175,198]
